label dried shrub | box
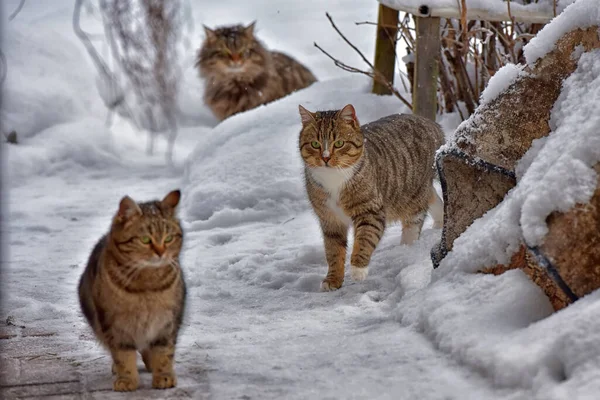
[74,0,191,163]
[320,1,552,121]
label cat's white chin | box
[227,66,246,73]
[350,265,368,281]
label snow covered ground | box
[2,0,600,399]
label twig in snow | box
[0,50,7,87]
[8,0,27,21]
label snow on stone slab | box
[378,0,575,23]
[524,0,600,65]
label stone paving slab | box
[0,322,209,399]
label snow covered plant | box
[298,104,444,291]
[73,0,192,164]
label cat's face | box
[110,190,183,269]
[197,22,268,77]
[298,104,364,169]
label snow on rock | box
[520,49,600,245]
[479,63,528,106]
[396,266,600,398]
[396,18,600,398]
[524,0,600,65]
[438,48,600,276]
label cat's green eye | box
[140,236,151,244]
[334,140,345,148]
[311,141,321,149]
[164,235,174,243]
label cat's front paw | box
[320,279,342,292]
[350,265,368,281]
[152,373,177,389]
[113,376,139,391]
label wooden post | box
[372,4,399,95]
[414,16,441,121]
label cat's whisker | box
[167,260,180,275]
[121,263,145,288]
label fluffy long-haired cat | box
[196,22,317,120]
[298,105,445,291]
[78,190,186,391]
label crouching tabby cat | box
[197,22,317,120]
[78,190,186,391]
[298,105,445,291]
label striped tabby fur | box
[298,105,444,291]
[78,190,186,391]
[196,22,317,120]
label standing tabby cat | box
[298,105,444,291]
[78,190,186,391]
[197,22,317,120]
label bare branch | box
[325,12,377,73]
[9,0,26,21]
[314,42,412,110]
[0,50,6,87]
[355,21,377,26]
[319,12,412,110]
[73,0,113,81]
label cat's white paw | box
[320,281,340,292]
[350,265,368,281]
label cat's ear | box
[117,196,142,222]
[161,190,181,209]
[245,21,256,36]
[203,25,216,40]
[338,104,359,126]
[298,105,316,126]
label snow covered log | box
[482,163,600,311]
[527,162,600,310]
[432,26,600,268]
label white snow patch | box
[524,0,600,65]
[479,63,527,106]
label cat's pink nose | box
[322,156,331,163]
[153,244,166,256]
